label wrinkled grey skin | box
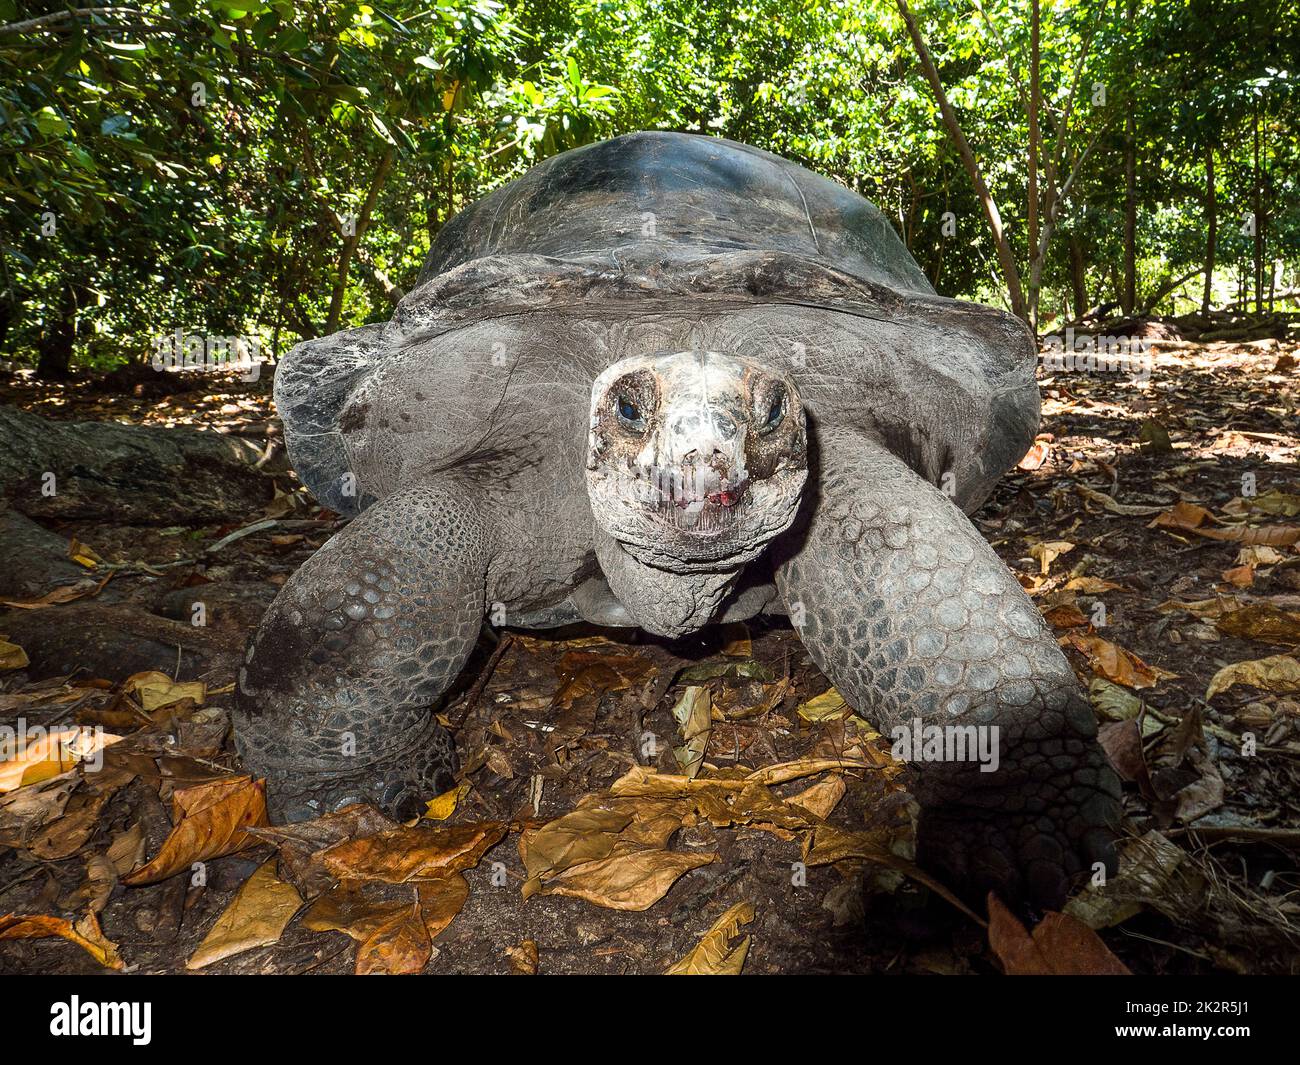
[234,131,1119,911]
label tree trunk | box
[35,283,76,380]
[895,0,1026,321]
[1027,0,1041,329]
[1202,143,1216,314]
[1069,235,1087,319]
[325,146,396,335]
[1253,103,1263,315]
[1121,0,1137,314]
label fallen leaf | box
[664,901,755,974]
[1065,831,1199,929]
[356,897,431,975]
[318,821,505,884]
[123,775,267,885]
[0,640,28,671]
[0,727,122,794]
[671,686,712,779]
[786,776,846,820]
[122,671,206,713]
[1030,540,1076,575]
[423,781,469,821]
[186,858,303,969]
[303,876,469,975]
[797,688,850,723]
[0,582,97,609]
[1215,603,1300,645]
[1064,632,1177,689]
[1206,655,1300,700]
[0,912,123,970]
[505,939,539,975]
[536,847,715,911]
[987,894,1130,975]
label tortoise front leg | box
[776,433,1120,911]
[232,482,490,822]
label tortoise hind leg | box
[232,482,490,822]
[776,434,1120,911]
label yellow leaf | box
[664,901,755,974]
[0,911,123,970]
[671,686,712,779]
[122,671,206,713]
[0,640,29,671]
[1030,540,1076,575]
[186,858,303,969]
[537,847,716,911]
[423,781,469,821]
[0,727,122,794]
[1206,655,1300,700]
[797,687,849,722]
[786,776,846,820]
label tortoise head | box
[586,350,808,566]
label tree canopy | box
[2,0,1296,374]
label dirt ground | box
[1,336,1298,975]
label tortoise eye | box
[759,389,785,433]
[616,395,644,429]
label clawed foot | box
[259,721,459,824]
[914,742,1121,913]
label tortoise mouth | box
[633,470,751,532]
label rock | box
[0,404,277,524]
[0,602,242,682]
[152,582,278,633]
[0,508,88,598]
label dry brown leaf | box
[356,897,431,975]
[987,894,1130,975]
[1063,632,1176,689]
[1017,438,1051,471]
[122,671,206,713]
[505,939,539,975]
[538,847,716,911]
[186,858,303,969]
[1215,603,1300,645]
[664,901,755,974]
[123,775,267,885]
[318,821,505,884]
[786,776,846,820]
[1221,564,1255,587]
[1206,655,1300,700]
[303,875,469,975]
[0,640,29,671]
[1030,540,1076,575]
[519,806,633,887]
[1149,501,1217,531]
[1063,576,1125,594]
[552,649,656,711]
[0,582,97,610]
[0,727,122,794]
[671,685,712,779]
[0,912,124,970]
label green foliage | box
[0,0,1297,372]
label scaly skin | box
[232,483,488,821]
[775,431,1120,910]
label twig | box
[446,633,515,730]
